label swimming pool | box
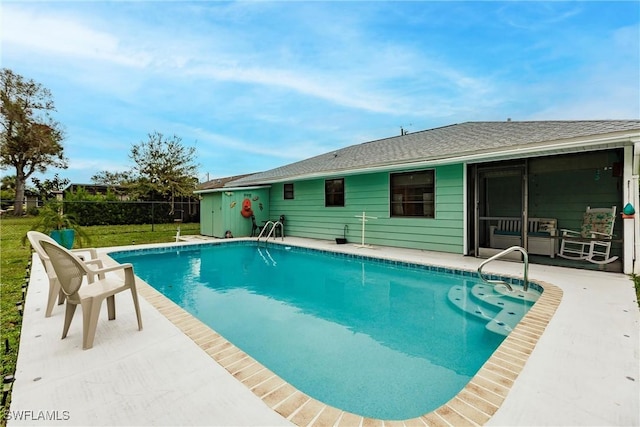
[111,241,541,420]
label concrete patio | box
[8,237,640,426]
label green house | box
[197,120,640,273]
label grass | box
[0,216,199,424]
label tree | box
[1,174,16,191]
[90,170,133,187]
[129,131,198,214]
[1,174,17,209]
[0,68,67,215]
[31,173,70,202]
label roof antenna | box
[400,123,412,136]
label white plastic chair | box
[40,240,143,350]
[27,231,103,317]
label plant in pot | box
[26,201,89,249]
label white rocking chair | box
[558,206,618,265]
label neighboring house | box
[197,120,640,273]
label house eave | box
[194,185,271,195]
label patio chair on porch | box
[558,206,618,265]
[27,231,103,318]
[40,240,143,350]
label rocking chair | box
[558,206,618,264]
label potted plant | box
[25,201,89,249]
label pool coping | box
[111,239,563,426]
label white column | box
[632,140,640,274]
[623,146,633,273]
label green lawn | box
[0,216,200,424]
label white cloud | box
[1,6,152,68]
[3,1,637,185]
[497,2,583,31]
[185,126,328,161]
[2,2,496,121]
[73,157,130,172]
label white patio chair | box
[27,231,103,317]
[40,240,143,350]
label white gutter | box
[194,185,271,195]
[237,133,639,185]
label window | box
[325,178,344,207]
[284,183,294,200]
[390,170,435,218]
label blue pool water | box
[111,242,538,420]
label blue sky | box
[2,1,639,185]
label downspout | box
[463,164,468,255]
[632,141,640,274]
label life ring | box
[241,198,253,218]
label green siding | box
[199,149,623,258]
[200,188,271,238]
[269,164,465,253]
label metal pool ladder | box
[477,246,529,292]
[257,220,284,244]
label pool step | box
[447,284,537,336]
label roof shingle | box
[229,120,640,186]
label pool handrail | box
[477,246,529,292]
[257,220,284,244]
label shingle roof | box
[198,173,256,190]
[229,120,640,186]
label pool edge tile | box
[289,399,326,427]
[309,405,343,427]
